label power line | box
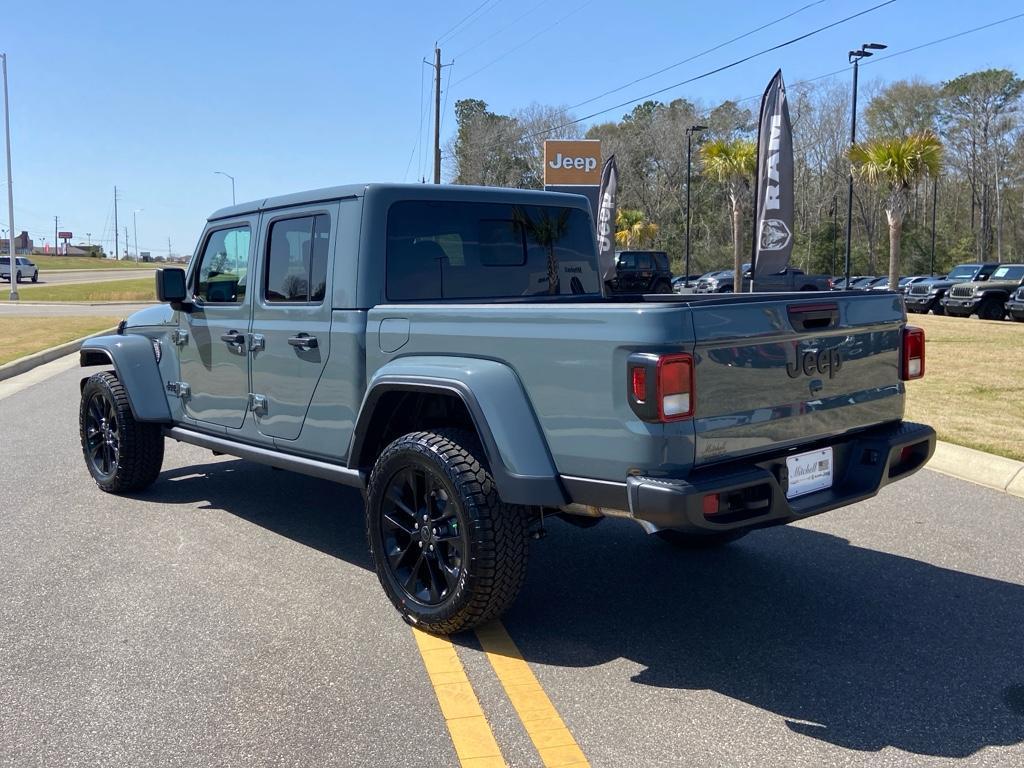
[404,59,429,182]
[735,11,1024,104]
[437,0,500,45]
[566,0,829,113]
[451,0,595,87]
[519,0,897,141]
[440,61,455,136]
[452,0,554,59]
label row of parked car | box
[900,262,1024,322]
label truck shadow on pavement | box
[149,460,373,569]
[143,459,1024,758]
[501,517,1024,759]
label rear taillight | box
[657,354,695,420]
[901,326,925,380]
[627,352,695,422]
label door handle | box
[220,331,245,346]
[287,334,318,350]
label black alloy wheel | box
[379,464,468,606]
[83,389,121,480]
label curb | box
[2,301,147,306]
[927,441,1024,500]
[0,326,117,383]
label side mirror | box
[155,267,187,304]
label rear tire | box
[655,529,749,549]
[931,301,945,316]
[79,371,164,493]
[365,430,529,635]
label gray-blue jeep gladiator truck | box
[77,183,935,634]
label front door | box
[249,207,336,441]
[178,221,255,429]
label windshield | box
[947,265,979,280]
[990,265,1024,281]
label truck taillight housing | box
[627,352,695,422]
[901,326,925,380]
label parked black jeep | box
[606,250,673,294]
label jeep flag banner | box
[596,155,618,284]
[751,69,794,283]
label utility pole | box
[124,226,129,260]
[930,175,938,276]
[2,52,17,300]
[684,125,707,288]
[132,210,139,262]
[114,186,119,261]
[433,46,442,184]
[168,236,172,260]
[54,216,59,257]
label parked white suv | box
[1,257,38,283]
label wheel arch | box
[350,360,566,507]
[79,335,172,423]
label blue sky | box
[3,0,1022,257]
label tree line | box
[446,68,1024,279]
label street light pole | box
[214,171,236,204]
[684,125,707,288]
[930,174,938,276]
[844,42,886,285]
[2,53,17,300]
[132,209,141,262]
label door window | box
[265,214,330,303]
[195,226,251,303]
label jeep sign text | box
[543,140,601,186]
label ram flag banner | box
[596,155,618,284]
[752,69,794,282]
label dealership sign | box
[58,231,73,239]
[543,140,602,186]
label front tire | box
[365,430,529,634]
[977,299,1005,321]
[79,371,164,493]
[31,273,37,283]
[15,271,21,283]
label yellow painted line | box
[476,622,589,768]
[411,627,507,767]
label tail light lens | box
[901,326,925,380]
[657,354,695,420]
[627,352,695,422]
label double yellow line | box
[413,623,588,767]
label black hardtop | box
[208,183,593,222]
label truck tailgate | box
[689,293,905,466]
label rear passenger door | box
[249,205,337,441]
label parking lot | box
[0,358,1022,767]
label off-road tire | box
[977,299,1005,321]
[655,528,749,549]
[365,429,529,635]
[79,371,164,493]
[931,300,945,316]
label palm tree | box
[849,131,942,289]
[515,207,570,294]
[615,209,659,249]
[700,139,756,289]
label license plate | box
[786,447,833,499]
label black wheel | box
[31,273,37,283]
[79,371,164,493]
[931,300,945,316]
[15,271,21,283]
[365,430,529,635]
[977,299,1005,321]
[652,280,672,294]
[1012,315,1024,323]
[655,528,749,549]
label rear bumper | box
[564,421,935,534]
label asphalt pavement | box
[27,268,155,286]
[2,360,1023,767]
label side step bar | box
[164,426,366,490]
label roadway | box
[2,357,1023,767]
[26,268,155,286]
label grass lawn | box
[0,317,120,366]
[0,277,156,303]
[905,313,1024,462]
[26,255,155,270]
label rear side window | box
[636,254,652,270]
[386,201,599,301]
[195,226,251,303]
[264,214,330,303]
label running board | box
[164,426,366,489]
